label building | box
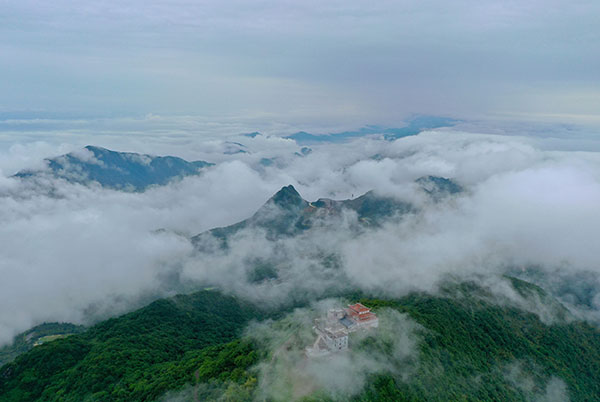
[306,303,378,357]
[346,303,379,329]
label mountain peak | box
[269,185,306,209]
[416,176,462,198]
[82,145,112,156]
[84,145,105,151]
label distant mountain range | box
[12,117,459,190]
[283,116,458,145]
[14,146,213,191]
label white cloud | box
[1,129,600,345]
[247,305,420,401]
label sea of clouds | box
[1,127,600,345]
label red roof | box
[348,303,371,314]
[357,312,377,321]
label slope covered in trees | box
[0,323,85,367]
[1,280,599,401]
[0,291,264,401]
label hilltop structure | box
[306,303,378,357]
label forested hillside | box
[0,291,264,401]
[1,279,600,401]
[0,323,85,367]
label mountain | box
[1,279,599,401]
[285,116,458,145]
[192,178,460,250]
[416,175,463,200]
[0,291,265,402]
[191,184,415,249]
[0,323,85,367]
[14,146,214,191]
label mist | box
[247,304,419,401]
[1,129,600,345]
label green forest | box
[1,280,599,401]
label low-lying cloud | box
[1,129,600,345]
[246,303,420,401]
[503,361,570,402]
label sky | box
[1,0,599,132]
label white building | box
[306,303,378,357]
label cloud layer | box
[1,129,600,345]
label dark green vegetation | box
[15,145,213,191]
[2,280,599,401]
[357,289,600,401]
[0,323,85,367]
[0,291,264,401]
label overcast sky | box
[1,0,599,130]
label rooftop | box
[340,316,356,328]
[356,312,377,321]
[348,303,371,314]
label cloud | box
[2,129,600,345]
[0,159,289,344]
[182,131,600,323]
[246,304,420,401]
[340,159,600,295]
[503,361,570,402]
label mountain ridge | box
[191,178,461,249]
[285,116,459,145]
[14,145,214,191]
[191,184,418,249]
